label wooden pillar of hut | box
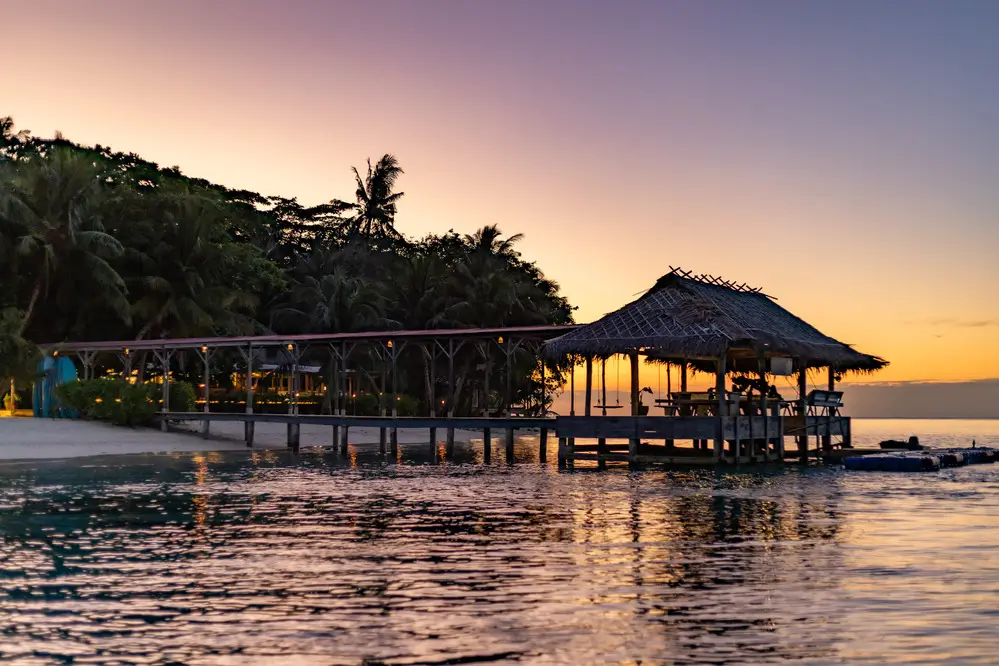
[597,357,609,467]
[797,360,809,462]
[823,366,835,452]
[713,354,727,462]
[629,352,640,462]
[569,362,575,416]
[758,350,769,460]
[584,357,593,417]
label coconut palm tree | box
[0,147,127,336]
[0,117,29,156]
[127,191,259,340]
[463,224,524,260]
[343,154,405,238]
[276,268,388,334]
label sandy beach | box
[0,417,482,460]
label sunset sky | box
[7,0,998,384]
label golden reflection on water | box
[0,440,997,664]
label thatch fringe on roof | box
[543,270,887,373]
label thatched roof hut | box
[544,269,886,373]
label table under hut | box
[544,268,887,465]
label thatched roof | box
[544,270,887,372]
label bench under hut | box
[544,268,887,464]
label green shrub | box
[55,379,162,427]
[168,381,196,412]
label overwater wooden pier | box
[40,269,885,467]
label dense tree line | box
[0,116,573,415]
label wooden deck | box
[160,411,840,466]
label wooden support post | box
[483,428,491,463]
[539,358,546,416]
[428,342,437,448]
[330,347,339,452]
[155,349,172,433]
[505,427,515,462]
[597,357,608,458]
[379,356,387,454]
[198,346,211,437]
[445,339,455,457]
[540,427,548,462]
[287,421,300,452]
[390,340,399,455]
[584,357,593,417]
[629,352,640,462]
[569,362,575,416]
[242,345,254,446]
[823,366,835,452]
[758,350,768,459]
[713,355,727,462]
[797,360,808,462]
[340,425,349,455]
[557,436,567,465]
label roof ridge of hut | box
[647,267,773,299]
[544,267,888,373]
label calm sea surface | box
[1,419,998,664]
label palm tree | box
[0,117,29,155]
[0,147,127,336]
[463,224,524,260]
[343,154,405,238]
[128,191,259,340]
[275,268,387,334]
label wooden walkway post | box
[389,340,400,457]
[503,336,515,453]
[446,339,456,458]
[242,344,255,447]
[154,349,172,433]
[379,353,387,454]
[197,346,212,438]
[286,344,300,451]
[427,343,437,449]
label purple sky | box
[7,0,999,385]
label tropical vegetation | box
[0,116,574,416]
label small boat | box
[879,436,923,451]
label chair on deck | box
[806,389,844,416]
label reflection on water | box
[1,436,998,663]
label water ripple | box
[1,442,998,663]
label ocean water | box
[1,419,998,664]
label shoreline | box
[0,417,482,461]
